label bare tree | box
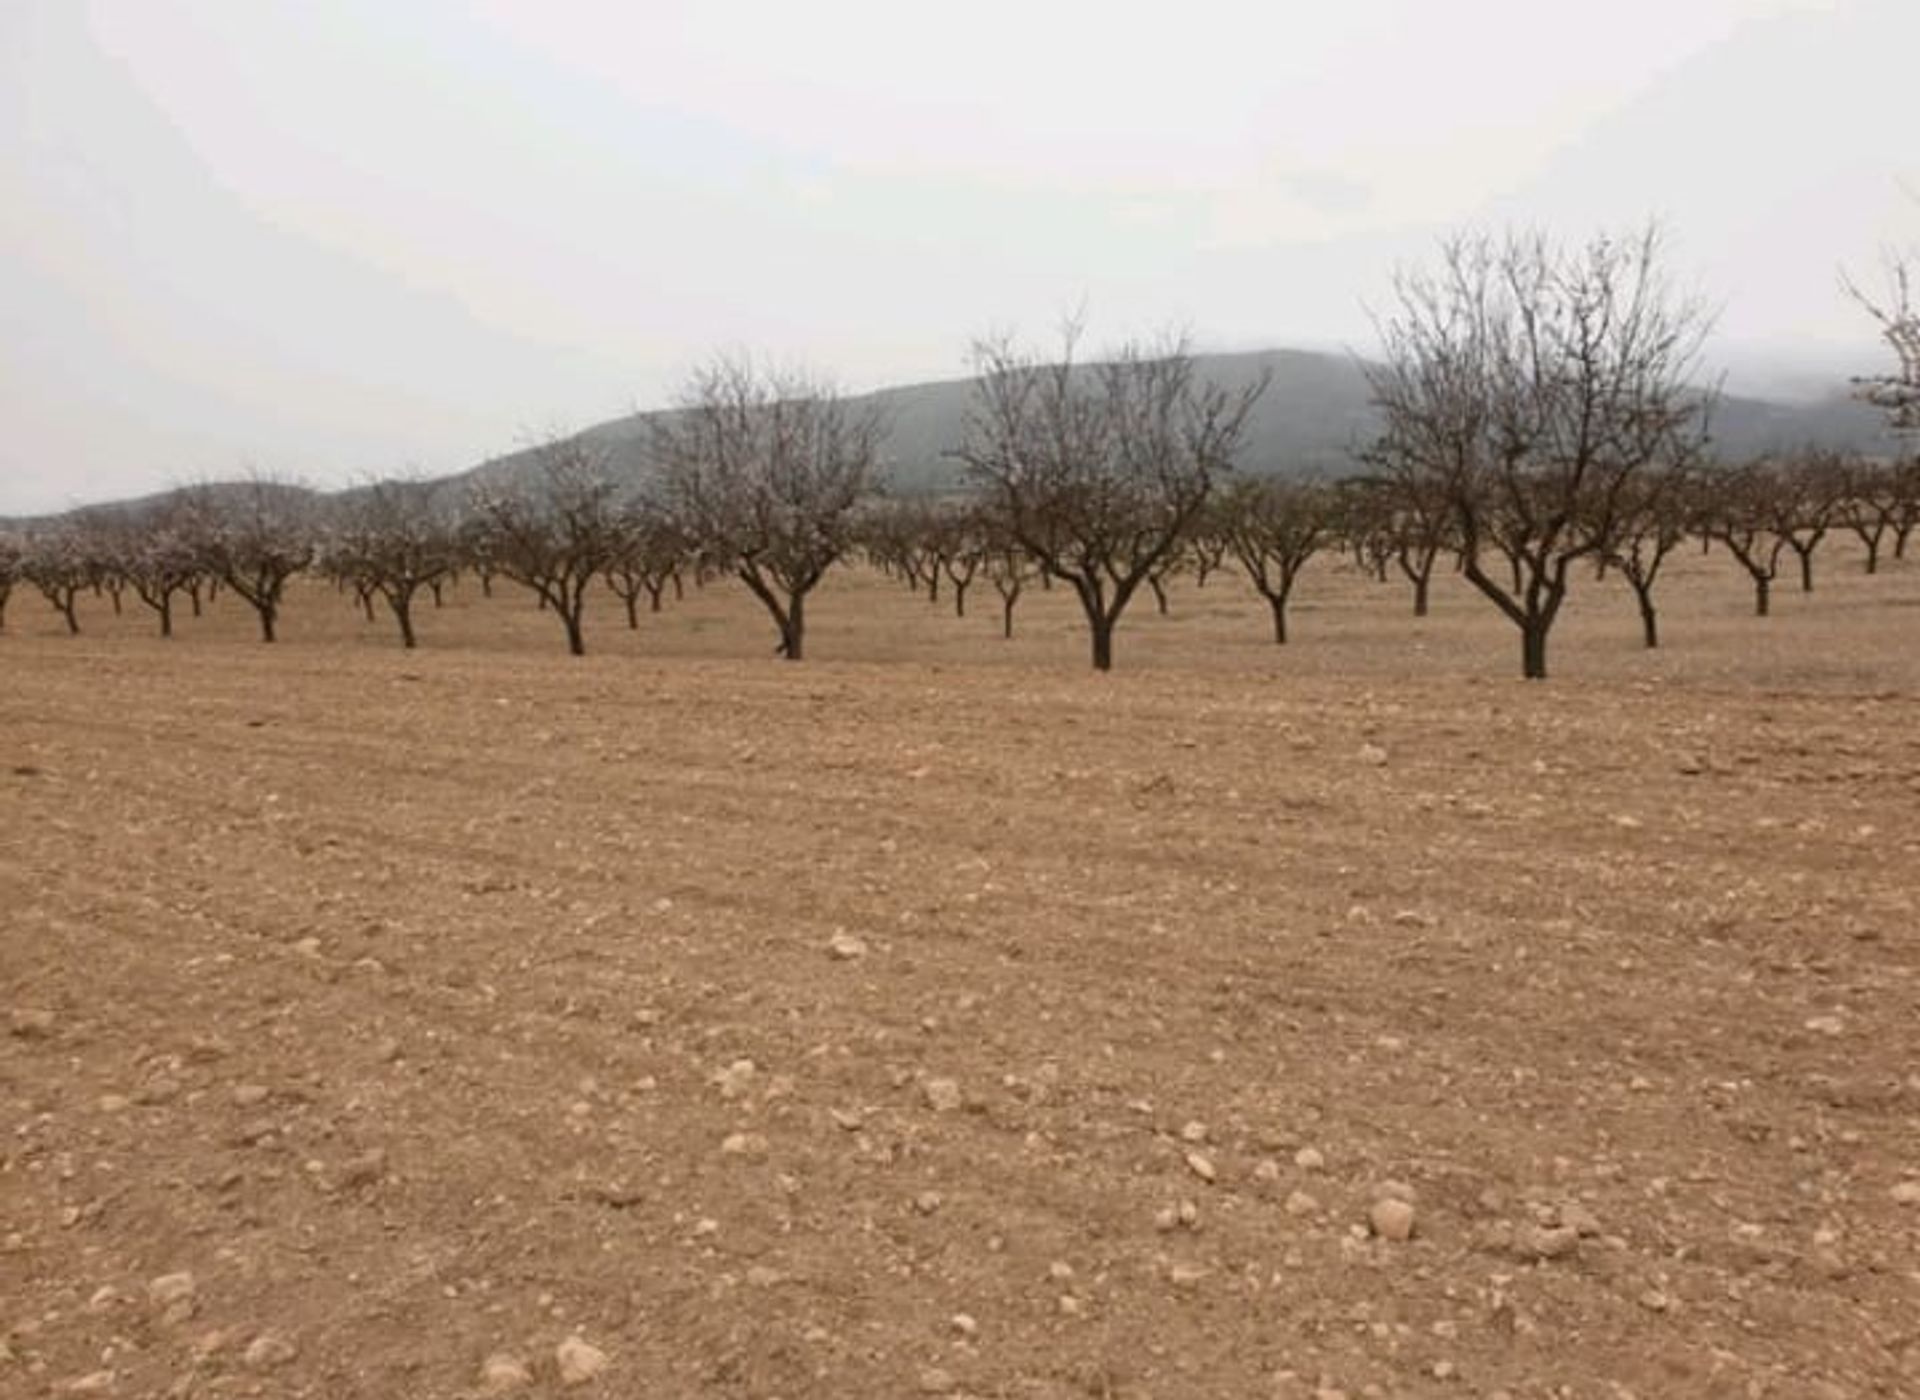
[21,529,91,635]
[186,479,316,643]
[1837,455,1904,573]
[1700,460,1787,616]
[1219,477,1334,644]
[601,507,689,630]
[1845,251,1920,432]
[1605,462,1695,648]
[954,325,1265,671]
[652,357,886,662]
[1763,451,1846,594]
[328,479,460,649]
[123,504,204,638]
[1365,227,1713,679]
[468,437,625,657]
[0,533,18,631]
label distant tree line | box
[3,225,1916,679]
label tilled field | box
[3,551,1918,1399]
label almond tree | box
[1837,456,1904,573]
[124,506,204,638]
[21,529,90,635]
[1701,460,1787,616]
[1219,477,1333,644]
[652,357,885,662]
[955,326,1265,671]
[1605,462,1695,648]
[1763,451,1846,594]
[329,479,460,649]
[468,437,625,657]
[187,479,316,643]
[602,507,689,629]
[1366,228,1713,679]
[0,533,18,630]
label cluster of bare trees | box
[6,217,1917,678]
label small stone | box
[1519,1225,1580,1261]
[1638,1288,1672,1313]
[1253,1157,1282,1183]
[745,1265,786,1288]
[97,1094,130,1114]
[1358,744,1388,766]
[9,1008,56,1039]
[828,931,870,960]
[231,1084,271,1108]
[555,1335,609,1386]
[337,1148,387,1190]
[1891,1180,1920,1207]
[1168,1262,1208,1288]
[720,1132,769,1158]
[1185,1151,1217,1183]
[1294,1147,1325,1171]
[1369,1198,1416,1242]
[374,1037,403,1063]
[922,1078,963,1113]
[1179,1120,1209,1143]
[63,1371,116,1394]
[1560,1202,1602,1237]
[913,1190,944,1215]
[1675,754,1704,775]
[86,1285,121,1313]
[1047,1260,1075,1281]
[919,1366,957,1394]
[479,1353,533,1392]
[950,1312,978,1338]
[713,1059,757,1100]
[243,1332,298,1369]
[1804,1015,1844,1037]
[148,1273,197,1308]
[1284,1190,1320,1216]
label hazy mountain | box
[446,347,1896,500]
[5,349,1898,524]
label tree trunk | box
[953,581,969,618]
[188,582,203,617]
[158,597,173,639]
[623,592,640,630]
[1796,546,1814,593]
[1412,574,1430,617]
[391,594,417,650]
[1633,584,1658,649]
[1090,614,1114,671]
[562,607,585,657]
[61,593,80,636]
[1001,590,1018,639]
[1268,592,1289,644]
[780,590,805,662]
[1521,619,1548,680]
[1753,575,1770,617]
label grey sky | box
[2,0,1913,515]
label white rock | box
[1369,1198,1416,1242]
[1889,1180,1920,1207]
[828,931,870,960]
[922,1078,963,1112]
[147,1273,197,1307]
[243,1332,298,1369]
[555,1335,609,1386]
[1293,1147,1325,1171]
[479,1353,533,1392]
[1184,1151,1217,1183]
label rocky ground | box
[2,547,1918,1398]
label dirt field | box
[4,543,1918,1399]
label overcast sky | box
[2,0,1914,515]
